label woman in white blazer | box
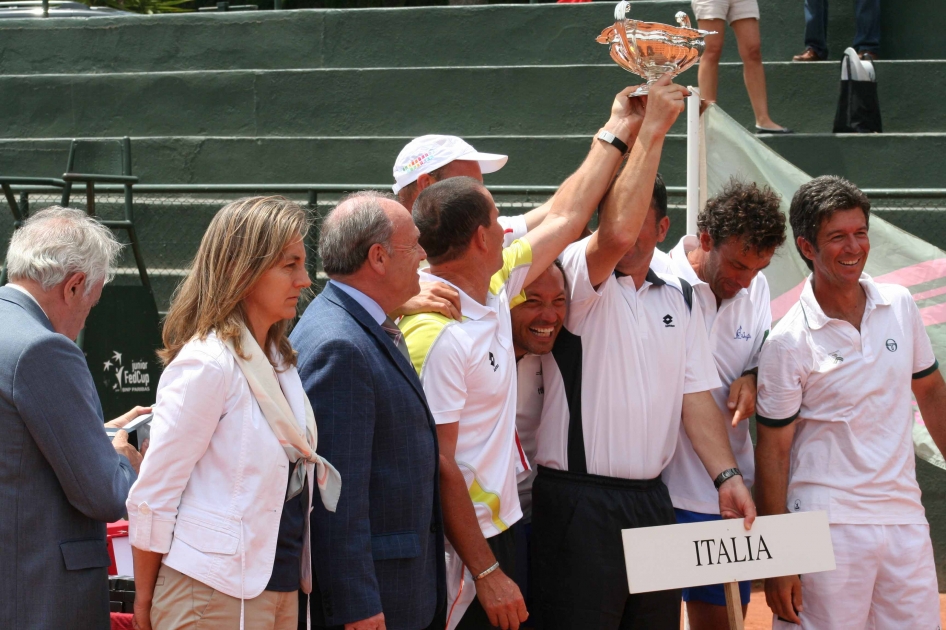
[127,196,340,630]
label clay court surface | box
[735,585,946,629]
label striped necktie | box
[381,317,412,363]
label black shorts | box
[530,466,680,630]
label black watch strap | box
[714,467,743,490]
[596,129,629,154]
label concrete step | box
[2,61,940,140]
[0,0,938,76]
[1,133,942,189]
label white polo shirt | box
[515,354,544,520]
[534,236,720,480]
[756,274,938,525]
[653,236,772,514]
[400,240,534,537]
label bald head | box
[319,191,401,276]
[320,191,426,313]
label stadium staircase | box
[0,0,941,190]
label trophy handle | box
[675,11,692,29]
[614,0,629,21]
[612,1,638,71]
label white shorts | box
[772,523,940,630]
[691,0,759,24]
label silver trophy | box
[597,1,715,96]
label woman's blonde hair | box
[160,196,310,367]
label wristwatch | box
[596,129,629,155]
[714,467,743,490]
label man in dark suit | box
[0,206,144,630]
[292,191,444,630]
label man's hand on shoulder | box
[718,475,757,529]
[112,430,143,474]
[345,612,386,630]
[389,281,461,321]
[475,568,528,630]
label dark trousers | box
[455,522,520,630]
[530,466,680,630]
[804,0,881,57]
[307,610,444,630]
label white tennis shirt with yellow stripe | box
[400,239,533,539]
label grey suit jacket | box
[0,286,137,630]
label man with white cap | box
[393,135,550,250]
[399,85,652,630]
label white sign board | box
[622,512,835,594]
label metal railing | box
[2,183,945,313]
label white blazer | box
[126,332,314,599]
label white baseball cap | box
[392,135,508,194]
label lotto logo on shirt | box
[734,326,752,341]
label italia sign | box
[622,512,835,594]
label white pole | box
[686,86,701,236]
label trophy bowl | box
[597,2,715,96]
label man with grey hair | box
[0,206,147,630]
[291,192,445,630]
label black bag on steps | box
[833,54,882,133]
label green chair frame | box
[60,136,150,292]
[0,137,150,291]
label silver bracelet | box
[473,561,501,582]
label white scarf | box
[226,325,341,512]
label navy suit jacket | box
[0,286,136,629]
[291,282,445,630]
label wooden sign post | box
[622,512,836,630]
[724,581,744,630]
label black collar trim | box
[613,269,666,286]
[645,269,666,286]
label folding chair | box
[61,136,151,291]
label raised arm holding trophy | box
[585,6,836,630]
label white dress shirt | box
[330,279,386,325]
[7,283,48,318]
